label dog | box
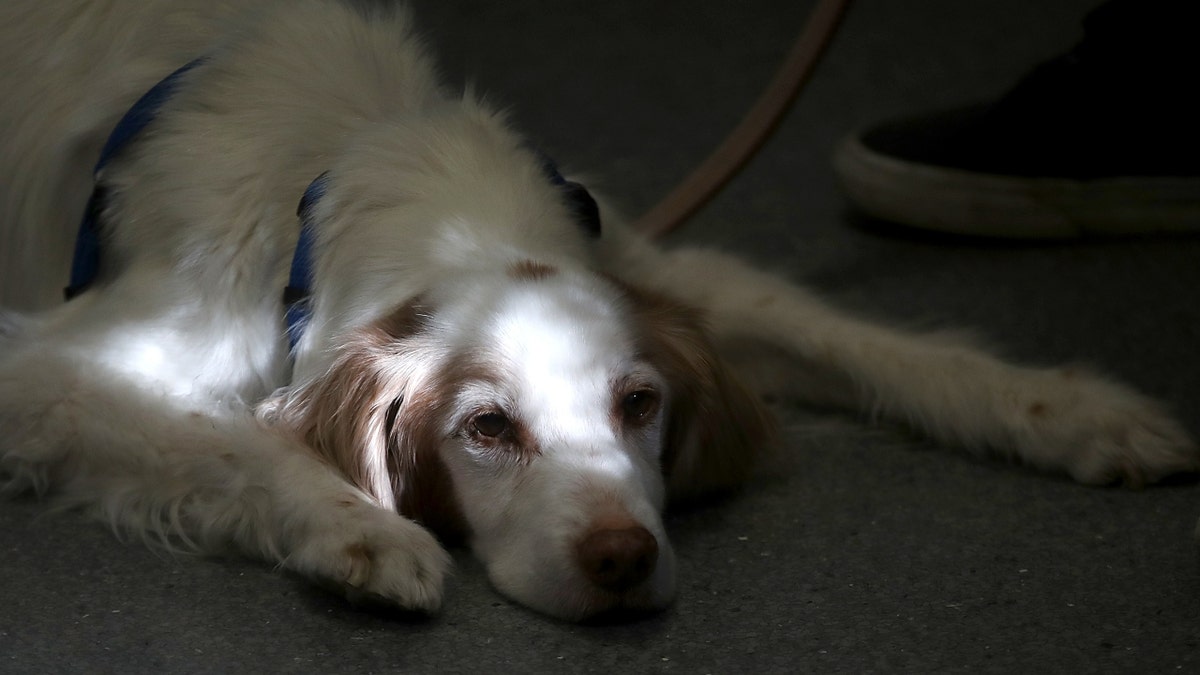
[1,0,1196,621]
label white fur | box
[1,0,1196,621]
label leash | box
[635,0,853,239]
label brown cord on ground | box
[635,0,853,239]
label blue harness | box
[65,58,207,302]
[68,60,601,353]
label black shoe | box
[834,0,1200,238]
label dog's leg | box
[606,230,1197,485]
[0,346,449,611]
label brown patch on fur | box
[510,420,541,464]
[343,543,373,587]
[386,376,469,544]
[277,346,394,501]
[508,259,558,281]
[435,355,541,465]
[375,296,433,340]
[612,279,778,504]
[262,295,469,543]
[1028,402,1047,417]
[344,542,373,563]
[381,348,551,544]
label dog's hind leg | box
[0,347,449,611]
[605,229,1198,486]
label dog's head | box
[268,262,774,619]
[260,106,774,619]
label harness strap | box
[65,58,207,301]
[284,173,328,351]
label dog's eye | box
[621,390,659,421]
[471,412,511,439]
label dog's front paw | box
[1019,369,1198,487]
[338,523,450,611]
[291,511,450,612]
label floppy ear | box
[260,299,449,514]
[620,283,778,504]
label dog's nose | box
[575,525,659,593]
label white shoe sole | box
[834,134,1200,238]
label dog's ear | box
[260,298,463,537]
[383,352,470,544]
[620,283,778,504]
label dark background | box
[3,0,1197,671]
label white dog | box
[1,0,1195,621]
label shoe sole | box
[834,135,1200,239]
